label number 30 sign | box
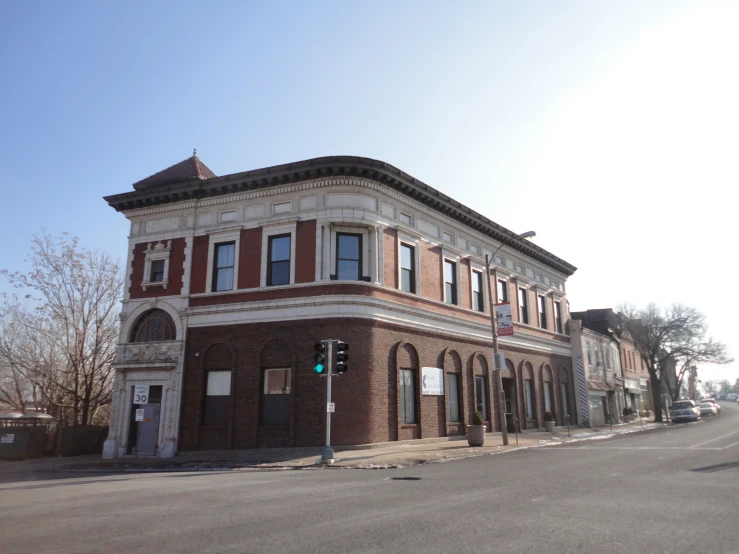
[134,385,150,405]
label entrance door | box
[502,378,517,433]
[136,404,160,456]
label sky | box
[1,1,737,387]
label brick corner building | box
[102,154,577,458]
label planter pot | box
[623,415,630,424]
[544,421,555,432]
[467,425,485,447]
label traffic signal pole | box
[321,339,335,464]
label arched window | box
[130,309,176,343]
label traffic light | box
[336,341,349,373]
[313,342,326,373]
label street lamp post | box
[485,230,536,447]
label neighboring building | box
[102,154,577,458]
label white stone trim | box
[140,240,172,291]
[260,222,297,287]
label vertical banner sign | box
[134,385,150,405]
[495,302,514,336]
[421,367,445,395]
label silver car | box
[670,400,701,422]
[699,402,718,416]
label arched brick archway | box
[395,341,420,441]
[442,349,463,435]
[520,361,536,429]
[467,352,490,426]
[541,364,555,421]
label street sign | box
[134,385,149,404]
[135,408,145,422]
[1,434,14,444]
[327,402,335,413]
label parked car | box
[699,402,718,416]
[726,393,738,402]
[701,398,721,412]
[670,400,701,422]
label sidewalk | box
[0,419,663,474]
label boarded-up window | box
[203,371,231,426]
[262,368,291,426]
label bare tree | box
[619,303,732,422]
[0,232,122,426]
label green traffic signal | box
[314,342,326,373]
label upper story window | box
[444,260,457,305]
[538,294,547,329]
[497,279,508,303]
[399,212,413,226]
[400,243,416,293]
[130,309,176,343]
[554,301,563,333]
[515,264,523,274]
[150,260,165,283]
[518,287,529,324]
[267,234,291,286]
[586,341,592,365]
[472,270,484,312]
[442,231,453,243]
[336,233,362,280]
[213,242,235,292]
[470,244,480,255]
[494,255,504,265]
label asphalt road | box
[2,404,738,554]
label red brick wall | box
[129,238,186,299]
[295,220,316,284]
[190,235,209,294]
[238,228,262,289]
[459,259,471,310]
[420,242,443,302]
[383,227,397,288]
[177,317,574,451]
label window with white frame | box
[518,287,529,324]
[494,255,504,265]
[554,301,563,333]
[538,294,548,329]
[400,243,416,293]
[497,279,509,303]
[327,224,373,282]
[260,222,297,287]
[141,241,172,291]
[470,243,480,255]
[399,212,413,226]
[205,229,241,293]
[472,270,484,312]
[442,231,453,243]
[444,259,458,305]
[336,233,362,280]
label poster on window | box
[496,302,514,336]
[421,367,444,395]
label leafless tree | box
[619,303,732,422]
[0,232,122,426]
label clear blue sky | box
[2,1,737,385]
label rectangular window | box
[336,233,362,280]
[560,383,569,419]
[515,264,523,274]
[399,212,413,225]
[213,242,235,292]
[444,260,457,305]
[538,295,547,329]
[400,369,416,424]
[497,279,508,302]
[470,244,480,254]
[446,373,460,422]
[262,368,291,426]
[518,288,529,324]
[150,260,165,282]
[203,371,231,426]
[267,234,291,286]
[544,381,552,413]
[494,255,504,265]
[555,301,563,333]
[472,271,484,312]
[475,375,486,418]
[442,231,453,243]
[524,380,534,419]
[400,243,415,293]
[586,341,592,365]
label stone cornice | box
[105,156,576,275]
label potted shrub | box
[622,406,631,423]
[467,411,485,447]
[543,411,555,432]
